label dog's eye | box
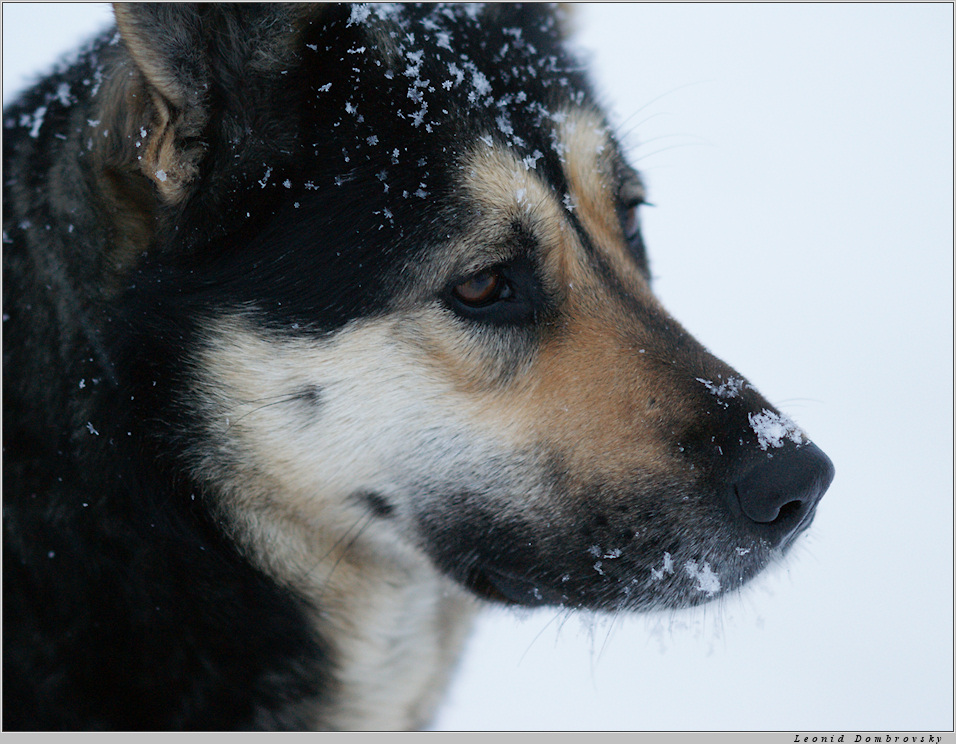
[452,269,509,307]
[623,203,641,241]
[445,258,542,326]
[620,199,650,277]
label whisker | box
[319,512,376,586]
[615,111,676,143]
[221,392,308,434]
[595,608,625,664]
[519,609,566,664]
[613,79,715,133]
[625,131,712,154]
[632,139,712,166]
[298,506,377,584]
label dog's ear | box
[94,3,323,275]
[110,3,212,204]
[109,3,318,205]
[112,4,206,114]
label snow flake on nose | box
[347,3,404,27]
[696,375,748,407]
[522,150,543,171]
[588,545,624,576]
[588,545,623,560]
[748,409,805,450]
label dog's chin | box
[457,544,780,611]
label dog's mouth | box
[465,565,556,607]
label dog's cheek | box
[186,315,510,517]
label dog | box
[2,3,835,730]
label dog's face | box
[110,4,833,612]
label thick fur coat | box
[2,3,833,730]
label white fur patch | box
[191,314,530,528]
[189,314,507,728]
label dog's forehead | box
[460,107,624,220]
[279,3,633,272]
[452,104,651,293]
[344,2,572,82]
[299,3,593,166]
[454,108,622,269]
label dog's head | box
[102,3,833,611]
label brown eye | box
[453,269,504,306]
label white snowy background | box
[3,3,952,733]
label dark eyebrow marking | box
[562,208,599,261]
[561,192,651,284]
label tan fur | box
[112,4,188,110]
[89,9,210,283]
[2,1,833,731]
[86,59,161,280]
[444,113,695,480]
[99,3,323,258]
[558,109,650,287]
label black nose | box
[732,441,835,549]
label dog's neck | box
[217,498,479,730]
[312,560,478,730]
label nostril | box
[732,486,808,525]
[773,499,804,526]
[731,441,835,545]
